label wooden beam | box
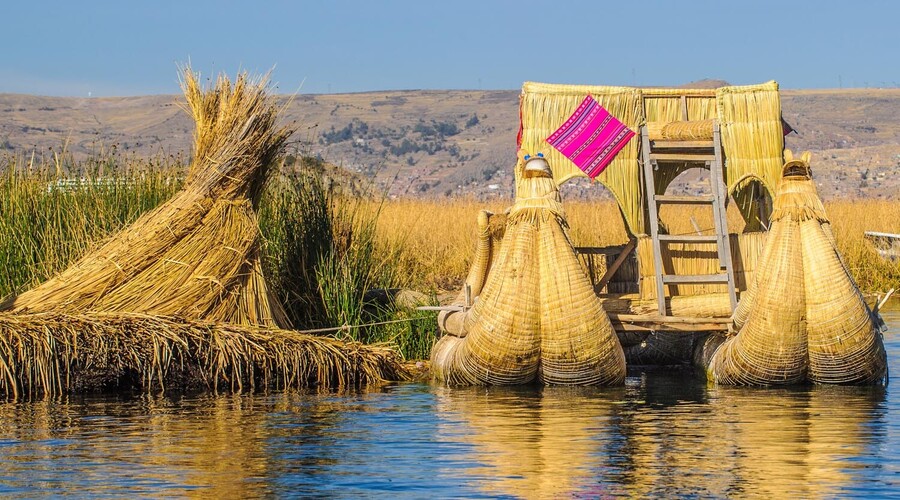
[595,238,637,293]
[655,195,714,204]
[609,313,730,332]
[662,273,729,284]
[658,234,718,243]
[574,246,624,256]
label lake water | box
[1,309,898,498]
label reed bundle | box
[5,68,289,327]
[431,161,625,386]
[706,151,888,385]
[0,311,404,397]
[647,119,714,141]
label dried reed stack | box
[704,151,888,385]
[431,159,625,386]
[0,68,406,395]
[5,68,289,327]
[0,312,403,398]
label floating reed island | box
[0,69,404,397]
[429,80,889,387]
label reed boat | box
[430,81,888,386]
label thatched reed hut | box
[0,69,403,396]
[518,81,785,318]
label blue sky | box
[2,0,898,96]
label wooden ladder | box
[640,122,737,317]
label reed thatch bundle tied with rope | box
[700,150,888,386]
[0,68,404,395]
[431,154,626,386]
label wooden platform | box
[608,313,729,333]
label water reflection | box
[0,310,895,497]
[434,373,888,498]
[0,392,369,497]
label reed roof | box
[519,81,784,235]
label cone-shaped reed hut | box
[431,155,626,386]
[0,68,404,395]
[700,151,888,385]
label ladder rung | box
[658,234,719,243]
[655,195,714,204]
[650,140,715,149]
[662,273,729,284]
[650,153,717,162]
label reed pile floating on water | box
[704,151,888,386]
[0,312,404,397]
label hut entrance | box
[639,120,737,316]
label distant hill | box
[1,85,898,200]
[679,79,731,89]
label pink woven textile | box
[546,95,635,178]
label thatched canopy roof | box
[519,81,784,235]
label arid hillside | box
[1,86,897,199]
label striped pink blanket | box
[546,95,635,178]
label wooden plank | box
[595,238,637,293]
[655,195,714,204]
[613,322,726,333]
[662,273,729,284]
[651,153,716,162]
[610,313,730,324]
[658,234,718,243]
[574,246,624,256]
[609,313,729,332]
[865,231,900,239]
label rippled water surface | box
[1,310,898,498]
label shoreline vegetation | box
[2,152,898,364]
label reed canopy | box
[519,81,785,234]
[702,151,888,386]
[0,68,405,395]
[431,156,626,386]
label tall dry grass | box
[373,197,899,295]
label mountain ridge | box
[2,86,898,200]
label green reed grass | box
[0,152,184,299]
[259,162,438,359]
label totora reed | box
[0,68,406,396]
[700,151,888,385]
